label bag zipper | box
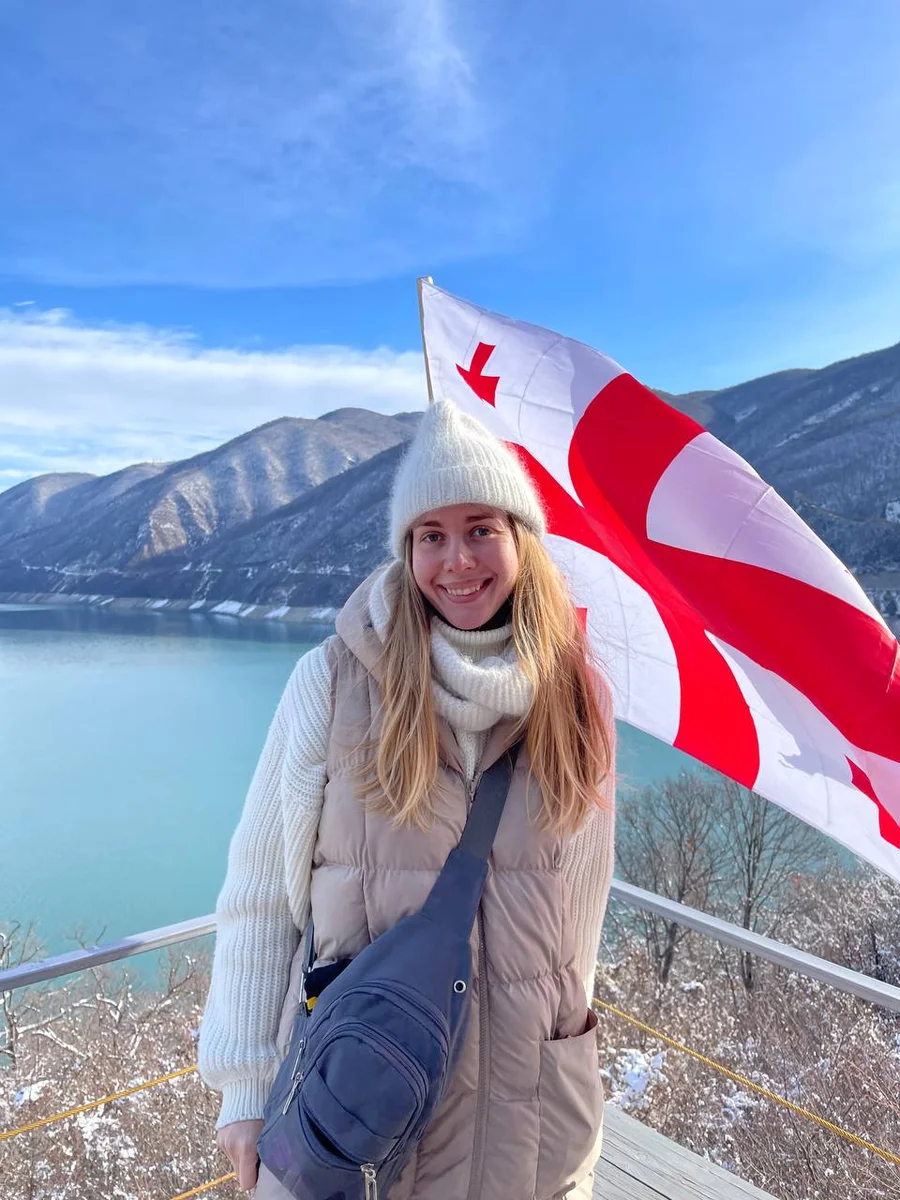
[310,980,451,1060]
[361,1163,378,1199]
[281,1036,305,1115]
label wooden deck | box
[595,1107,776,1199]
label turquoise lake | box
[0,603,697,959]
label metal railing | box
[608,880,900,1012]
[0,914,216,991]
[4,882,900,1013]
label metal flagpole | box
[417,276,436,404]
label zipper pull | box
[361,1163,378,1199]
[281,1069,304,1115]
[290,1037,305,1076]
[281,1039,306,1114]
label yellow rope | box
[5,1000,899,1192]
[169,1173,236,1199]
[1,1065,238,1199]
[594,997,900,1168]
[0,1065,197,1140]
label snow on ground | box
[265,605,290,619]
[13,1079,52,1107]
[210,600,243,615]
[720,1086,761,1124]
[602,1047,668,1113]
[75,1110,137,1162]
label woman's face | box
[410,504,520,630]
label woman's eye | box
[472,526,491,537]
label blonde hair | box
[357,516,614,834]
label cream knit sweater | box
[198,602,615,1130]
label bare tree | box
[781,869,900,986]
[0,935,228,1200]
[595,868,900,1200]
[0,921,43,1070]
[715,780,836,991]
[616,774,721,984]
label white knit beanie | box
[388,400,546,558]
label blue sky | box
[1,0,900,488]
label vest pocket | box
[534,1009,603,1200]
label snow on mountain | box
[2,340,899,622]
[0,410,419,582]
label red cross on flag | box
[418,278,900,881]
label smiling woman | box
[410,506,520,629]
[199,399,616,1199]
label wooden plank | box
[599,1106,776,1200]
[602,1123,768,1199]
[594,1156,668,1199]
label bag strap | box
[300,741,522,1007]
[457,742,521,862]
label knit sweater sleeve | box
[197,643,332,1129]
[561,694,617,1004]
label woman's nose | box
[444,539,476,570]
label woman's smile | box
[439,578,492,600]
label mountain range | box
[1,342,899,624]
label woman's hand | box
[217,1119,264,1191]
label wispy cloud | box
[2,0,898,392]
[0,308,425,490]
[0,1,536,287]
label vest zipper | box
[466,771,490,1200]
[361,1163,378,1199]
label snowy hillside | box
[2,341,899,620]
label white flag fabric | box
[420,280,900,881]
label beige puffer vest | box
[272,591,604,1200]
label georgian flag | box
[419,280,900,881]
